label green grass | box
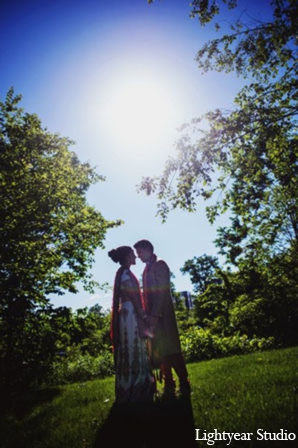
[188,347,298,439]
[1,347,298,447]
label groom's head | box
[134,239,154,263]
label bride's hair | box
[108,246,132,266]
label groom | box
[134,239,190,398]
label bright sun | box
[100,71,179,152]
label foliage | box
[140,0,298,267]
[0,306,60,388]
[192,280,232,334]
[174,296,197,333]
[144,0,298,363]
[0,88,121,388]
[49,350,114,385]
[38,305,113,385]
[0,302,113,390]
[190,253,298,345]
[180,327,275,363]
[180,254,220,293]
[46,306,113,385]
[0,88,121,297]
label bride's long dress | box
[115,269,155,403]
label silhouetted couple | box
[108,239,190,404]
[94,240,195,448]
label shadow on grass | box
[1,385,61,419]
[93,394,197,448]
[0,386,62,448]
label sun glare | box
[100,72,179,152]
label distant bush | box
[48,349,114,385]
[46,328,276,385]
[180,328,275,363]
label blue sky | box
[1,0,269,310]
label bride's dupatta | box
[110,266,125,362]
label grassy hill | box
[2,347,298,447]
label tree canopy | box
[141,0,298,266]
[0,88,121,388]
[181,254,220,294]
[0,88,121,302]
[144,0,298,351]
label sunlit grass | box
[1,347,297,447]
[188,347,298,437]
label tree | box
[141,0,298,266]
[144,0,298,346]
[0,88,121,388]
[181,254,220,293]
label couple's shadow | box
[93,394,197,448]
